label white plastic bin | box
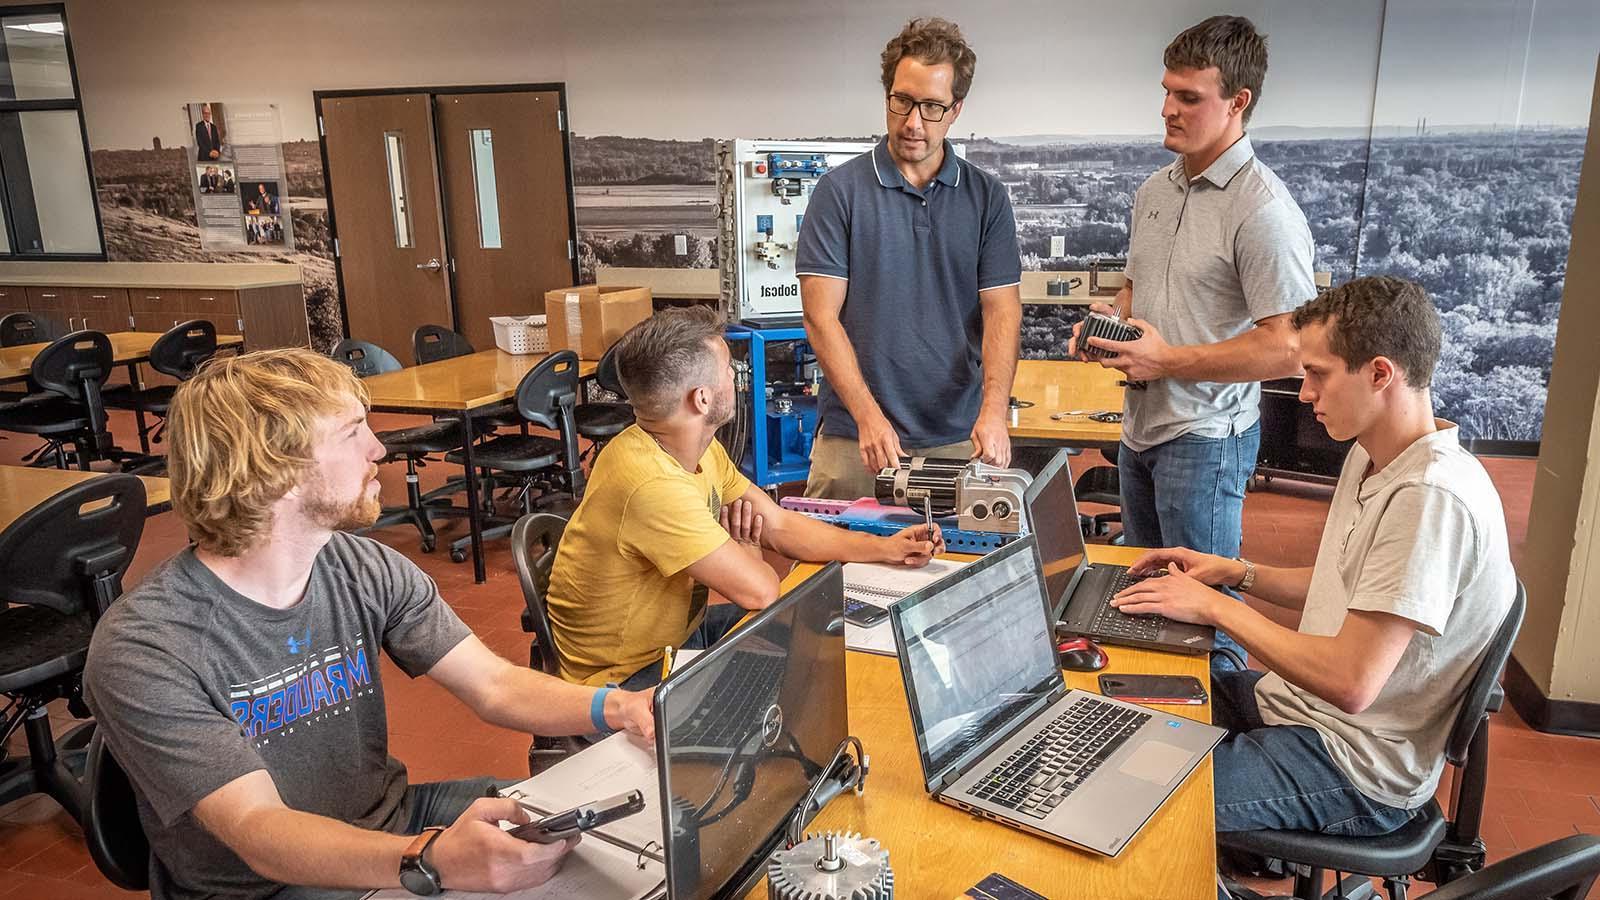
[490,315,548,355]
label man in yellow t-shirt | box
[546,306,944,688]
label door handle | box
[416,258,442,272]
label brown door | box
[435,91,573,352]
[322,94,452,362]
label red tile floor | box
[2,411,1596,899]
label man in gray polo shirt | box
[1073,16,1313,669]
[1111,276,1514,858]
[797,17,1022,501]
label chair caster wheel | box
[420,537,436,553]
[450,548,468,563]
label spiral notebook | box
[842,558,969,655]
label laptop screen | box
[890,537,1064,788]
[1024,449,1089,620]
[654,563,848,900]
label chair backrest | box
[0,473,146,620]
[1426,834,1600,900]
[595,340,627,398]
[510,512,569,676]
[0,311,46,347]
[1446,581,1526,766]
[83,731,149,891]
[330,338,403,378]
[148,319,218,381]
[31,330,113,402]
[413,324,475,366]
[514,350,582,472]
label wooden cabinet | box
[0,285,26,318]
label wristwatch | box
[1233,557,1257,593]
[398,827,445,896]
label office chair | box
[444,351,583,564]
[510,512,587,773]
[574,341,634,461]
[0,474,147,825]
[411,324,522,430]
[1075,442,1122,543]
[1422,834,1600,900]
[83,731,148,890]
[0,330,128,470]
[104,319,219,451]
[0,311,50,407]
[332,338,468,554]
[1221,582,1527,900]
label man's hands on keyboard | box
[1127,546,1245,587]
[1110,565,1224,627]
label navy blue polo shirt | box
[796,138,1021,447]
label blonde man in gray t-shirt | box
[1111,276,1515,844]
[1070,16,1314,672]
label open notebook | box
[367,733,665,900]
[843,557,969,655]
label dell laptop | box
[1025,449,1215,654]
[654,563,848,899]
[888,536,1224,857]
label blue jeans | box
[1212,670,1415,836]
[619,603,747,692]
[1119,423,1260,672]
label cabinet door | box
[129,289,181,316]
[0,285,27,317]
[77,288,132,333]
[173,289,241,334]
[24,286,74,335]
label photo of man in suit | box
[196,102,223,161]
[251,182,279,215]
[199,166,221,194]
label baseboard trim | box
[1505,654,1600,739]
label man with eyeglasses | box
[796,17,1022,501]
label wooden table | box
[0,465,171,532]
[1010,359,1126,447]
[362,349,597,583]
[749,545,1216,900]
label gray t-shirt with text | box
[1123,135,1316,451]
[83,532,471,900]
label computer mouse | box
[1056,637,1109,672]
[825,616,846,637]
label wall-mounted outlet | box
[1050,234,1066,257]
[674,234,688,255]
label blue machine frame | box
[724,323,816,488]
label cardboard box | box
[542,285,653,360]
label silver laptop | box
[1025,449,1215,654]
[888,536,1224,856]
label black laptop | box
[653,563,848,900]
[1025,450,1215,654]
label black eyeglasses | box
[887,93,954,123]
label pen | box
[922,495,933,538]
[661,645,675,680]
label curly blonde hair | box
[165,348,369,556]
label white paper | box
[366,836,663,900]
[500,732,664,851]
[842,558,970,656]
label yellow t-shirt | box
[545,425,753,686]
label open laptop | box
[888,536,1224,857]
[654,564,848,900]
[1025,449,1215,654]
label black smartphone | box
[843,597,890,628]
[1098,674,1208,705]
[508,790,646,843]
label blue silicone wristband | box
[590,687,613,734]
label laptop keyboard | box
[1087,568,1167,642]
[964,696,1152,819]
[672,651,784,748]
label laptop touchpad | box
[1117,741,1191,785]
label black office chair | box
[104,319,219,449]
[1075,442,1122,543]
[82,731,148,890]
[0,474,147,825]
[444,350,583,563]
[574,341,635,460]
[0,330,122,470]
[412,324,522,432]
[332,338,468,554]
[1422,834,1600,900]
[510,512,587,773]
[0,312,50,407]
[1221,583,1528,900]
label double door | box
[319,87,577,362]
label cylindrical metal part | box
[873,456,966,514]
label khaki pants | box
[804,433,976,501]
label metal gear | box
[767,831,893,900]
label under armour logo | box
[1146,210,1160,221]
[287,628,311,655]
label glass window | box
[384,131,413,248]
[18,110,97,253]
[0,12,72,101]
[469,128,502,249]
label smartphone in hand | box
[508,790,646,843]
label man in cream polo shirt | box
[1110,276,1515,842]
